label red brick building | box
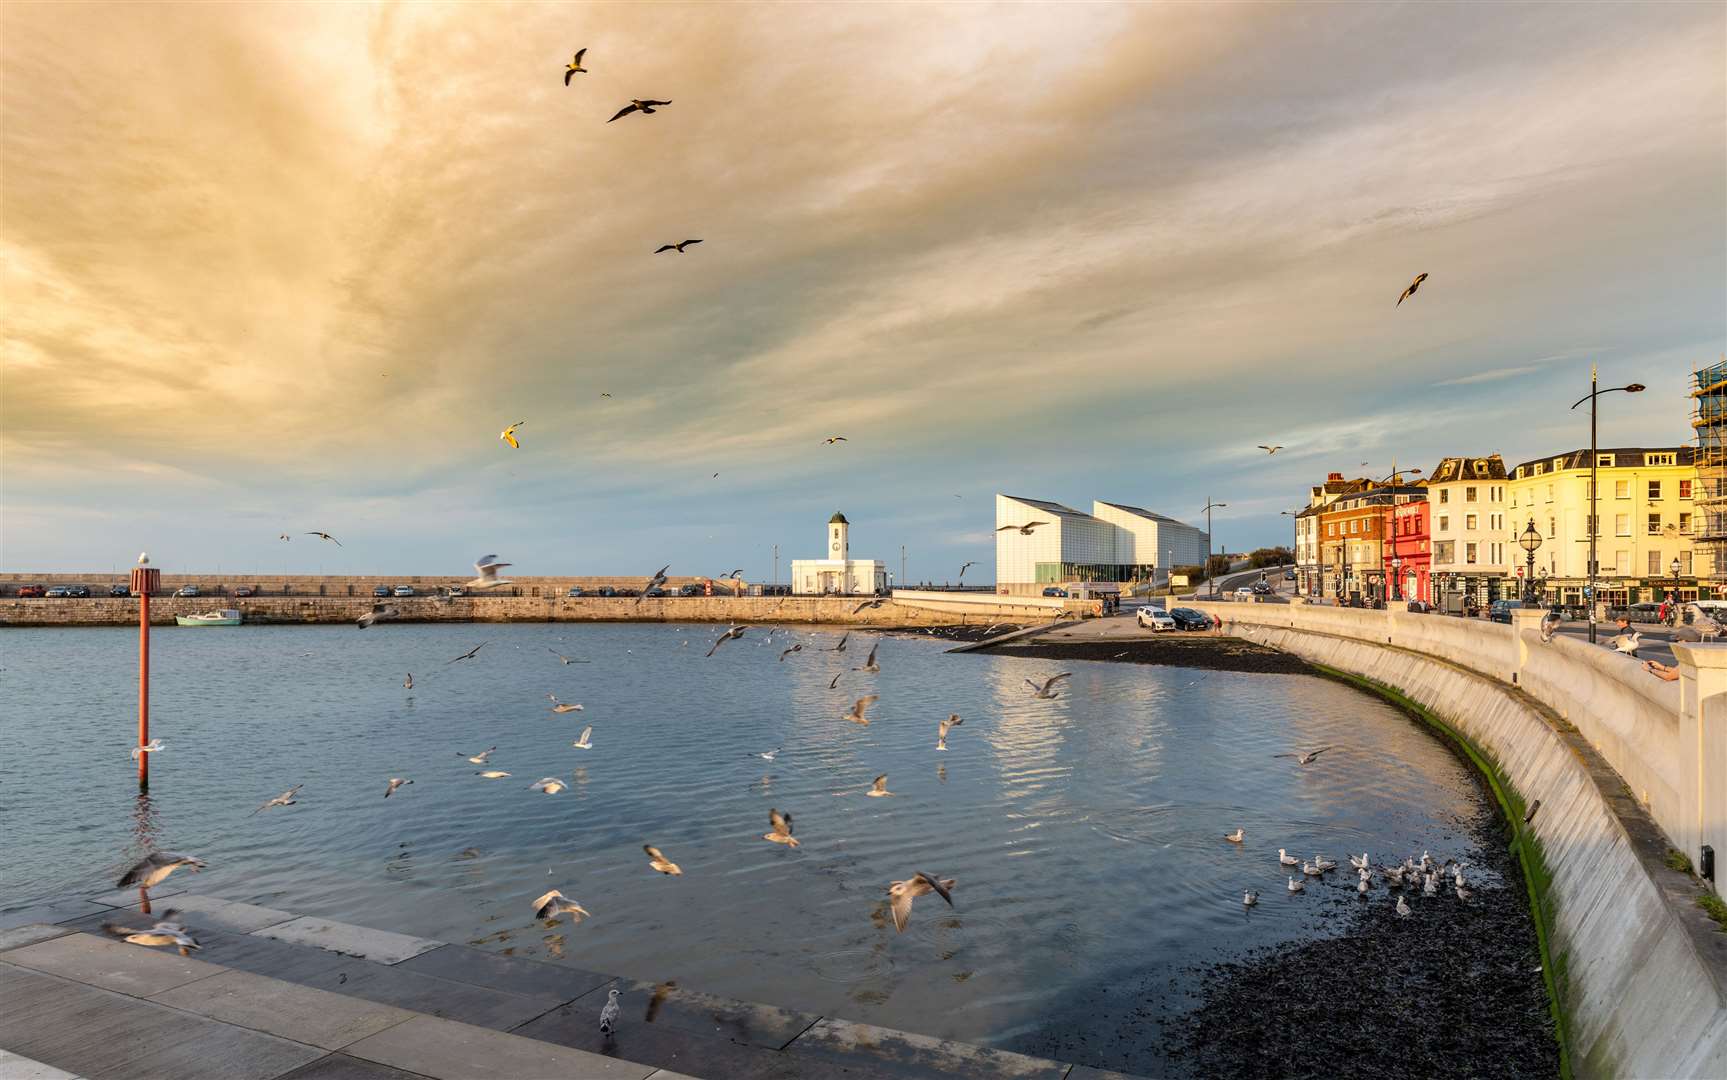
[1384,499,1431,603]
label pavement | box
[0,893,1149,1080]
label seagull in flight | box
[1273,746,1334,765]
[852,598,887,615]
[138,551,150,564]
[476,770,512,779]
[1025,673,1072,699]
[277,534,291,541]
[996,521,1049,535]
[828,672,842,689]
[305,532,342,546]
[755,747,780,761]
[571,726,594,750]
[779,644,803,661]
[843,695,879,725]
[251,785,303,815]
[446,642,488,664]
[115,852,205,889]
[384,778,413,798]
[104,912,200,956]
[636,564,671,605]
[763,808,799,847]
[466,555,513,590]
[643,844,682,875]
[500,421,525,449]
[357,604,398,630]
[654,239,703,253]
[530,777,568,794]
[1539,611,1561,643]
[548,648,587,664]
[823,435,847,444]
[609,99,671,122]
[957,561,978,582]
[1611,630,1641,656]
[130,739,165,762]
[1396,272,1428,307]
[563,48,587,84]
[549,694,584,714]
[1258,445,1284,455]
[459,746,497,764]
[937,714,962,750]
[887,872,956,933]
[533,889,590,923]
[853,641,880,672]
[867,774,893,797]
[706,625,746,657]
[830,632,850,653]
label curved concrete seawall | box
[1190,601,1726,1080]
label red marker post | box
[131,566,160,789]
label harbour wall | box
[1189,600,1727,1079]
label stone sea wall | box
[1189,600,1727,1079]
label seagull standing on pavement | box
[599,988,621,1034]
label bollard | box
[131,566,160,789]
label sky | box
[2,2,1723,582]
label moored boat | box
[176,608,241,627]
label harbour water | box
[1,623,1527,1073]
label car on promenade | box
[1137,607,1177,632]
[1251,581,1272,595]
[1042,586,1068,598]
[678,584,703,596]
[1405,600,1431,613]
[373,585,392,597]
[108,584,130,597]
[233,585,256,597]
[1234,586,1254,598]
[175,585,200,598]
[45,586,71,598]
[1488,599,1524,624]
[392,585,415,597]
[67,585,90,597]
[644,587,667,598]
[16,585,47,597]
[1284,568,1297,580]
[1168,607,1211,631]
[567,586,584,597]
[596,586,616,597]
[445,586,464,597]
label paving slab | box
[298,963,565,1031]
[601,979,820,1049]
[3,932,224,997]
[274,1054,436,1080]
[0,900,103,932]
[514,1002,868,1080]
[784,1018,1069,1080]
[0,924,73,953]
[151,969,416,1050]
[255,917,441,964]
[0,1047,84,1079]
[343,1014,658,1079]
[105,895,296,934]
[0,964,323,1080]
[393,944,614,1001]
[162,927,357,985]
[83,886,187,910]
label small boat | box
[176,609,241,627]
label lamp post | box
[1570,369,1645,640]
[1671,556,1682,606]
[1519,519,1543,604]
[1281,509,1302,597]
[1391,554,1403,601]
[1201,498,1227,597]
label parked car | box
[567,586,585,597]
[373,585,392,597]
[16,584,47,597]
[1234,586,1254,598]
[233,585,256,598]
[392,585,415,597]
[596,586,616,597]
[644,587,667,598]
[1405,600,1431,613]
[445,586,464,597]
[108,584,130,597]
[1136,606,1177,632]
[1625,602,1662,621]
[1284,568,1297,580]
[678,584,702,597]
[1251,581,1272,595]
[1042,586,1068,598]
[614,588,639,598]
[1488,599,1525,624]
[1168,607,1211,631]
[175,585,200,598]
[45,586,71,598]
[68,585,90,597]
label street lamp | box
[1281,509,1303,597]
[1671,556,1682,605]
[1391,554,1403,601]
[1570,369,1645,641]
[1519,519,1543,604]
[1201,497,1228,597]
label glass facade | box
[1034,562,1156,583]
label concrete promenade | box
[0,893,1141,1080]
[1182,599,1727,1079]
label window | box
[1646,452,1676,466]
[1546,484,1554,502]
[1492,486,1502,502]
[1598,454,1614,467]
[1615,550,1628,574]
[1615,479,1629,498]
[1648,550,1662,576]
[1491,543,1503,565]
[1490,513,1503,531]
[1532,464,1543,476]
[1465,486,1478,502]
[1466,513,1478,530]
[1648,514,1661,535]
[1682,551,1693,575]
[1681,479,1693,499]
[1680,512,1692,533]
[1648,480,1662,500]
[1586,514,1597,536]
[1553,458,1565,471]
[1466,543,1478,564]
[1548,517,1555,538]
[1434,540,1455,564]
[1437,515,1449,532]
[1615,513,1630,536]
[1439,489,1449,504]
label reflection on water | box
[1,623,1497,1073]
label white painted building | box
[791,511,887,596]
[1427,454,1511,606]
[995,494,1206,594]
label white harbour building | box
[791,511,888,596]
[994,494,1208,594]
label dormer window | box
[1598,454,1613,468]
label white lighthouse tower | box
[828,511,849,560]
[791,509,885,595]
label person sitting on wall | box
[1642,660,1679,683]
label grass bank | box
[1312,663,1572,1080]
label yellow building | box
[1506,446,1700,607]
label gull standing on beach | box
[251,785,303,815]
[844,695,879,725]
[115,852,205,889]
[466,555,513,590]
[937,714,962,751]
[886,872,956,932]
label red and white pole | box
[131,566,159,789]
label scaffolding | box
[1693,360,1727,590]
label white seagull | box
[530,777,567,795]
[130,739,165,762]
[466,555,513,590]
[251,785,303,815]
[1026,673,1073,699]
[1539,611,1561,644]
[115,852,205,889]
[1278,849,1299,867]
[533,889,590,924]
[1287,876,1305,893]
[599,988,621,1034]
[103,912,200,956]
[571,726,594,750]
[887,872,956,933]
[937,714,963,751]
[1223,828,1244,844]
[1612,630,1641,656]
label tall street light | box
[1519,518,1543,604]
[1201,498,1228,597]
[1570,369,1645,641]
[1281,509,1303,597]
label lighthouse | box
[791,509,885,595]
[828,511,849,560]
